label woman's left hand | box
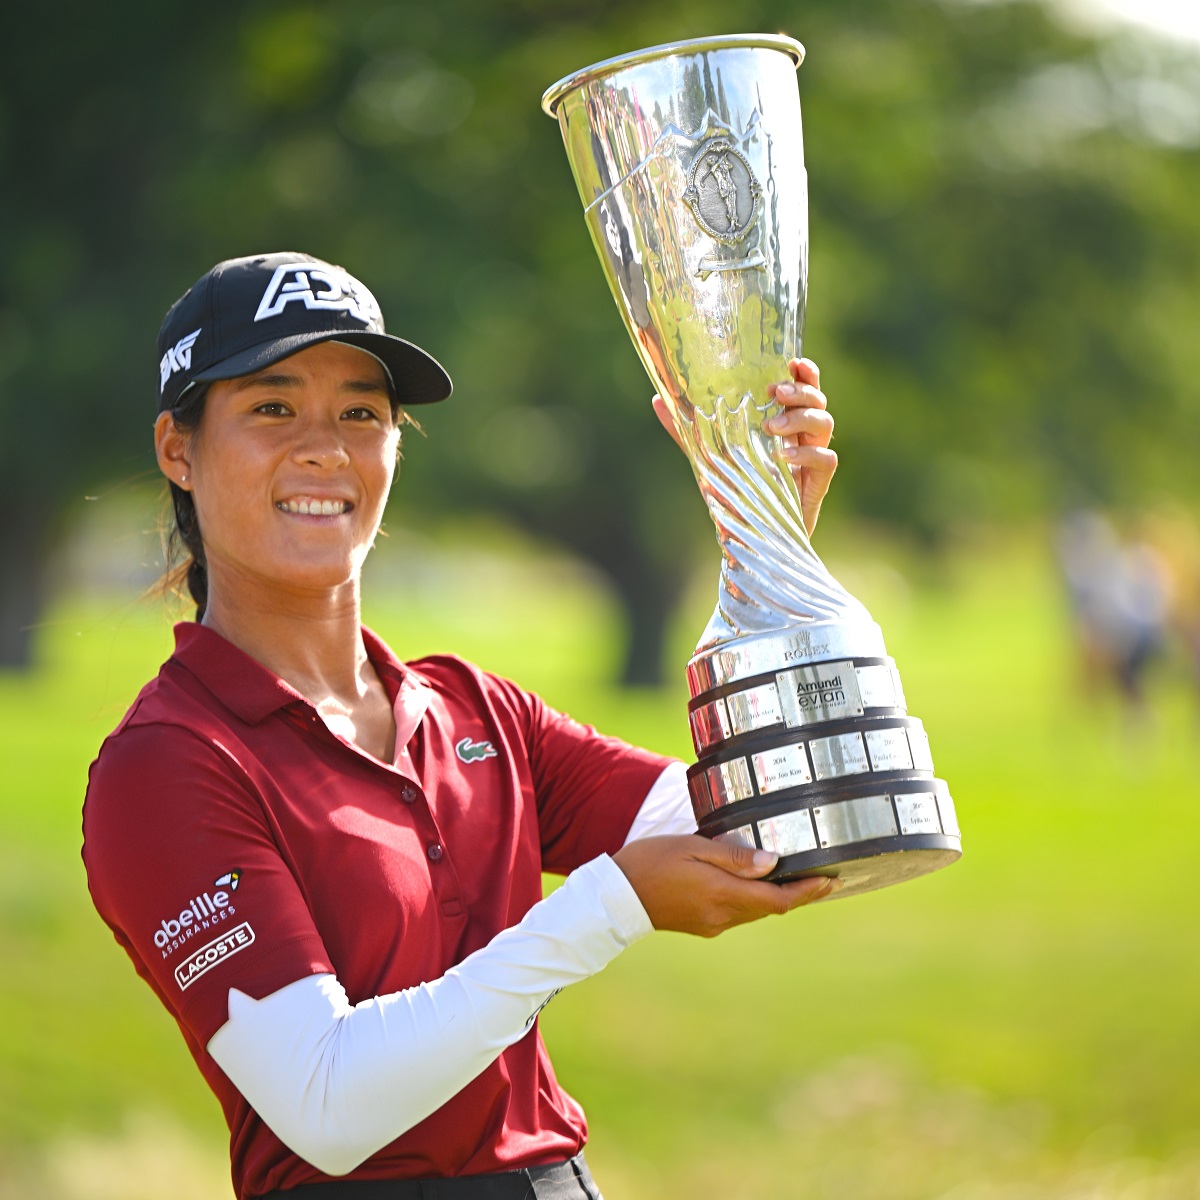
[764,357,837,538]
[652,357,837,538]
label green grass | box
[2,526,1198,1198]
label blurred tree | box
[1,0,1197,678]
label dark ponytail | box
[160,384,210,620]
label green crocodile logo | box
[456,737,497,764]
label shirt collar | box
[361,626,435,752]
[168,622,434,727]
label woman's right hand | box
[612,835,841,937]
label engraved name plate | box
[758,809,818,855]
[777,660,864,728]
[809,732,870,781]
[812,795,898,848]
[752,743,813,794]
[705,764,735,808]
[855,664,897,709]
[706,757,754,807]
[715,825,756,849]
[689,697,732,752]
[894,792,942,835]
[726,682,784,735]
[864,727,914,772]
[690,769,714,818]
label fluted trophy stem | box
[544,35,960,899]
[669,395,871,648]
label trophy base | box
[768,839,961,899]
[686,622,962,902]
[694,772,961,901]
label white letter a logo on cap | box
[253,263,381,328]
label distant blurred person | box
[1056,510,1119,695]
[1055,510,1170,720]
[1144,507,1200,717]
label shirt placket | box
[288,682,469,930]
[389,677,468,922]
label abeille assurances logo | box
[152,869,243,956]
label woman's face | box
[156,340,401,602]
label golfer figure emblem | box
[683,137,761,245]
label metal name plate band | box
[701,780,956,842]
[687,621,889,692]
[693,717,933,811]
[812,795,899,848]
[698,780,959,896]
[688,657,905,755]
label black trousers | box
[260,1154,603,1200]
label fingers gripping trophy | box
[543,35,961,899]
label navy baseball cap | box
[156,251,452,413]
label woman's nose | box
[291,418,350,469]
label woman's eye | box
[255,401,291,417]
[342,407,382,422]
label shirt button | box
[427,843,444,863]
[400,785,418,804]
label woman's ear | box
[155,411,192,489]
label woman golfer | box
[83,251,840,1200]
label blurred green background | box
[2,1,1199,1197]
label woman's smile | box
[275,497,357,516]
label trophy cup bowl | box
[542,35,961,899]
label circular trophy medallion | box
[683,138,762,245]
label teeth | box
[276,499,349,515]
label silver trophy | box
[543,35,961,898]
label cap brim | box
[191,330,452,405]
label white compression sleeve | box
[206,855,651,1176]
[623,761,697,843]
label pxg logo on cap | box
[156,251,452,414]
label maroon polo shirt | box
[82,623,669,1199]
